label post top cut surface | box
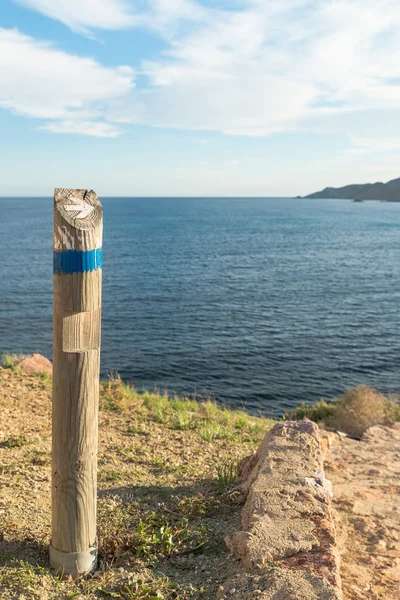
[55,188,103,230]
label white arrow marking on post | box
[64,199,94,220]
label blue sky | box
[1,0,400,196]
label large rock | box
[18,353,52,376]
[222,419,342,600]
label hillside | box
[303,177,400,201]
[1,357,400,599]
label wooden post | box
[50,188,103,577]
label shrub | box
[283,399,337,423]
[328,385,399,438]
[1,353,24,372]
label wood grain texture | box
[51,188,103,569]
[62,310,101,352]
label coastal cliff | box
[1,355,399,599]
[302,176,400,201]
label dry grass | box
[328,384,400,438]
[0,367,273,600]
[286,384,400,439]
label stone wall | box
[218,419,342,600]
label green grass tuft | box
[99,372,273,444]
[1,353,18,369]
[217,460,238,493]
[283,399,337,423]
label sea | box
[1,196,400,416]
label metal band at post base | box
[49,539,98,578]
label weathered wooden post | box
[50,188,103,577]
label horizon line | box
[0,195,301,199]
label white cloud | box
[0,28,134,136]
[346,137,400,154]
[5,1,400,143]
[13,0,207,35]
[39,120,121,137]
[14,0,137,34]
[106,0,400,136]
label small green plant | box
[170,397,199,413]
[171,412,192,430]
[1,353,23,374]
[100,575,173,599]
[143,394,170,424]
[176,494,219,518]
[2,435,28,448]
[217,460,238,492]
[1,353,18,369]
[101,373,139,411]
[234,412,250,429]
[36,372,52,388]
[25,448,49,465]
[99,469,125,482]
[283,399,337,423]
[0,560,53,598]
[127,420,147,435]
[99,509,206,568]
[201,400,222,419]
[196,421,224,442]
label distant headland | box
[299,176,400,202]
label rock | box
[320,431,339,460]
[222,419,342,599]
[18,354,52,376]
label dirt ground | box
[0,367,263,599]
[1,365,399,599]
[325,424,400,600]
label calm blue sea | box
[1,196,400,415]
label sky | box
[1,0,400,196]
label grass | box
[101,372,141,412]
[1,353,24,374]
[98,576,177,599]
[1,353,18,370]
[216,461,238,493]
[1,435,28,448]
[36,372,52,389]
[98,504,206,566]
[100,375,274,446]
[283,399,336,423]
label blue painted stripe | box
[53,249,102,274]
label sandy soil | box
[325,425,400,600]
